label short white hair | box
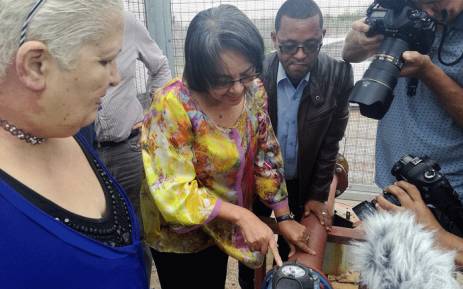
[0,0,123,78]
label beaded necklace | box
[0,118,46,145]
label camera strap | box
[437,10,463,66]
[407,78,419,96]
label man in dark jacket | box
[239,2,353,286]
[262,0,353,228]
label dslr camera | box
[353,155,463,237]
[349,0,436,119]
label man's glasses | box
[278,39,323,55]
[212,73,260,91]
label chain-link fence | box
[124,1,149,97]
[169,0,372,76]
[127,0,380,193]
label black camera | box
[353,155,463,237]
[349,0,437,119]
[352,191,399,221]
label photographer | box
[376,181,463,266]
[342,0,463,197]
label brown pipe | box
[254,177,338,289]
[289,214,327,271]
[287,175,338,271]
[253,173,365,289]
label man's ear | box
[322,28,327,37]
[271,31,278,49]
[15,41,49,91]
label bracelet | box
[276,212,295,223]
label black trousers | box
[238,179,300,289]
[151,246,229,289]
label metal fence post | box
[144,0,175,75]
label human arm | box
[252,83,315,256]
[342,18,383,63]
[275,206,316,258]
[399,51,463,127]
[376,181,463,266]
[217,201,282,266]
[303,62,354,227]
[128,13,172,95]
[142,87,222,227]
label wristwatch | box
[276,212,295,223]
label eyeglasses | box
[278,39,323,55]
[212,73,260,91]
[19,0,47,47]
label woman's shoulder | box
[151,78,194,109]
[156,78,187,98]
[145,78,197,131]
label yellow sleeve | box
[141,85,221,227]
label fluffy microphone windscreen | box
[351,211,460,289]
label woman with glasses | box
[0,1,147,288]
[141,4,314,289]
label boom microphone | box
[351,211,460,289]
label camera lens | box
[353,201,377,221]
[383,192,401,206]
[352,191,402,221]
[350,37,410,119]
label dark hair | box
[275,0,323,32]
[183,4,264,93]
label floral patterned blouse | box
[140,78,288,268]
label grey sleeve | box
[130,15,172,95]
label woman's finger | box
[269,239,283,267]
[288,243,296,258]
[259,239,269,255]
[302,229,310,242]
[296,241,316,256]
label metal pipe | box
[287,175,338,271]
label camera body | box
[349,0,436,119]
[391,155,447,203]
[353,155,463,237]
[366,0,435,54]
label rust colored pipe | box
[289,214,327,271]
[287,175,337,271]
[253,178,337,289]
[254,170,365,289]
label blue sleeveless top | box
[0,133,148,289]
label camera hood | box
[350,78,394,119]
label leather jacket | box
[261,52,353,205]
